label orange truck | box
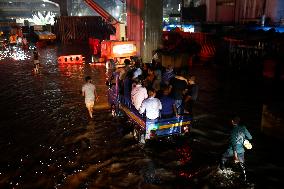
[84,0,137,64]
[100,40,137,64]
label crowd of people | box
[115,58,199,120]
[114,59,253,179]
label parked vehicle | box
[34,31,56,41]
[32,25,56,42]
[84,0,131,65]
[90,39,137,65]
[107,72,192,143]
[101,40,137,64]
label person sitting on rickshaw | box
[159,86,178,119]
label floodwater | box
[0,43,283,189]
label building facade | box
[163,0,284,24]
[207,0,284,24]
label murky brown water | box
[0,43,283,189]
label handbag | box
[243,139,252,149]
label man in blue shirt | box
[160,86,178,118]
[184,76,198,115]
[169,70,188,115]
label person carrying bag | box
[220,116,252,181]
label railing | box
[117,94,192,136]
[119,95,143,119]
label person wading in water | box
[220,116,252,181]
[33,48,40,74]
[82,76,98,118]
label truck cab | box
[101,40,137,64]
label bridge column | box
[53,0,68,16]
[126,0,163,62]
[206,0,216,22]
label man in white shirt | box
[82,76,97,118]
[131,80,148,110]
[139,89,162,139]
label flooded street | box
[0,44,283,189]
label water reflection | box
[58,64,84,77]
[0,46,32,61]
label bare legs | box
[87,106,93,118]
[86,102,94,118]
[34,64,40,74]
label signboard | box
[113,44,136,55]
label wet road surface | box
[0,44,283,189]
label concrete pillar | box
[53,0,68,16]
[142,0,163,63]
[265,0,279,23]
[206,0,216,22]
[126,0,143,57]
[234,0,241,23]
[127,0,163,62]
[276,0,284,24]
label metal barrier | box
[57,55,85,64]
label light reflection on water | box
[0,45,36,61]
[0,44,174,188]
